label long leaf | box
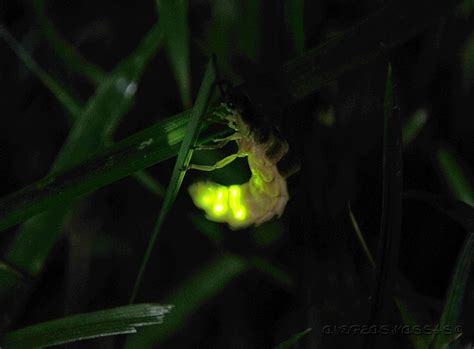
[2,303,172,349]
[0,111,192,232]
[0,26,82,118]
[248,0,462,110]
[284,0,305,54]
[129,61,216,303]
[275,328,312,349]
[4,20,163,276]
[350,202,430,349]
[125,254,248,348]
[430,233,474,349]
[430,146,474,348]
[436,146,474,207]
[367,63,403,349]
[7,9,165,199]
[32,0,107,84]
[156,0,191,108]
[402,109,428,146]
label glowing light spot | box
[189,181,251,227]
[198,194,212,206]
[234,208,247,221]
[230,186,239,198]
[217,188,226,199]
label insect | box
[187,92,299,230]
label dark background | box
[1,0,474,348]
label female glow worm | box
[187,98,298,230]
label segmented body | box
[189,102,294,230]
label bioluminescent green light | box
[188,182,251,229]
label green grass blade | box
[275,328,312,349]
[349,201,430,349]
[0,26,82,118]
[368,63,403,349]
[462,32,474,89]
[394,298,430,349]
[3,20,163,279]
[430,233,474,349]
[125,254,248,348]
[437,146,474,207]
[2,303,173,349]
[284,0,305,54]
[129,61,215,304]
[32,0,107,84]
[156,0,192,108]
[348,202,376,268]
[430,146,474,348]
[133,171,166,197]
[250,256,293,290]
[402,109,428,146]
[2,14,164,200]
[0,111,227,233]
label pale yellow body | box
[188,107,291,230]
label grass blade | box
[0,26,82,118]
[430,233,474,349]
[3,10,165,200]
[2,303,172,349]
[430,145,474,348]
[0,111,193,232]
[129,61,216,304]
[156,0,191,108]
[462,32,474,90]
[4,19,163,276]
[250,256,293,290]
[394,298,430,349]
[32,0,107,84]
[284,0,305,54]
[436,146,474,207]
[350,202,431,349]
[125,254,248,348]
[367,63,403,348]
[275,328,312,349]
[252,0,461,110]
[402,108,428,146]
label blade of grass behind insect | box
[349,202,430,349]
[402,109,428,146]
[274,328,312,349]
[238,0,260,61]
[437,146,474,207]
[155,0,192,108]
[367,63,403,349]
[125,254,248,348]
[32,0,106,84]
[6,10,165,200]
[430,149,474,348]
[3,20,164,281]
[0,26,82,119]
[0,110,230,233]
[1,303,173,349]
[394,298,430,349]
[284,0,305,54]
[129,61,215,304]
[250,256,293,291]
[430,233,474,349]
[461,32,474,89]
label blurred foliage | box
[2,304,172,349]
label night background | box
[0,0,474,348]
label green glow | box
[188,182,250,228]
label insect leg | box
[194,133,242,150]
[186,152,247,172]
